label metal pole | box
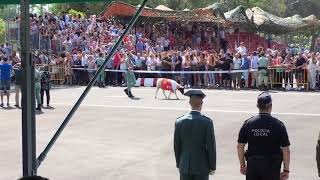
[21,0,37,176]
[37,0,149,167]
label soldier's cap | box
[257,92,272,106]
[184,89,206,99]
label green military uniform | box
[96,57,105,87]
[124,56,136,98]
[174,90,216,180]
[35,69,42,110]
[317,131,320,177]
[258,56,269,87]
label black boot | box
[128,91,134,98]
[124,88,128,95]
[36,104,41,111]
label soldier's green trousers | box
[97,71,105,84]
[259,70,268,86]
[126,71,136,92]
[35,82,41,106]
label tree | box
[0,18,5,44]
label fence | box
[35,65,314,91]
[5,21,20,44]
[268,67,309,90]
[35,64,65,84]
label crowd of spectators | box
[2,12,320,91]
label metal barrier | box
[5,21,20,43]
[35,64,65,84]
[33,64,312,90]
[268,67,309,90]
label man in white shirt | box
[251,52,259,88]
[81,51,88,67]
[235,42,247,56]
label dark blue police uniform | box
[238,93,290,180]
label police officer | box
[317,131,320,177]
[174,90,216,180]
[237,92,290,180]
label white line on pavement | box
[51,103,320,117]
[107,88,320,96]
[104,96,128,98]
[225,100,256,102]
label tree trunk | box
[310,31,318,52]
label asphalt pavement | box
[1,87,319,180]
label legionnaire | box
[123,52,136,98]
[237,92,290,180]
[317,131,320,177]
[95,53,105,88]
[174,90,216,180]
[258,52,269,90]
[35,68,42,111]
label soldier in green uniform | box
[95,53,105,88]
[317,131,320,177]
[258,52,269,90]
[35,68,42,111]
[123,52,136,98]
[174,90,216,180]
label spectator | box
[250,52,259,88]
[232,53,242,89]
[235,42,247,56]
[190,53,199,87]
[64,53,73,85]
[295,53,307,90]
[87,55,97,81]
[104,54,114,85]
[241,53,250,88]
[161,52,172,79]
[13,63,22,108]
[308,53,318,90]
[220,53,233,88]
[182,54,192,87]
[0,57,12,107]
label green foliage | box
[0,5,19,20]
[68,9,86,18]
[0,18,5,44]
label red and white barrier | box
[135,78,158,87]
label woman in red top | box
[113,52,122,85]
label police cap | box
[184,89,206,99]
[257,92,272,106]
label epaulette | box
[202,115,212,121]
[176,115,185,121]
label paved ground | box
[1,87,320,180]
